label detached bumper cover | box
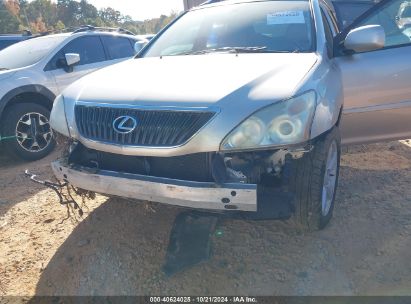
[51,160,257,211]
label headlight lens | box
[50,94,70,137]
[221,91,316,150]
[227,117,265,148]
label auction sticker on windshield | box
[267,11,305,24]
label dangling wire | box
[24,170,84,217]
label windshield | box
[0,36,66,70]
[143,0,315,57]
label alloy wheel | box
[321,140,338,216]
[15,112,53,153]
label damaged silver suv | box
[50,0,411,230]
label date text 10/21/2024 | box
[149,297,258,303]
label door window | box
[45,36,107,71]
[332,1,374,29]
[354,0,411,48]
[63,36,106,65]
[101,36,135,60]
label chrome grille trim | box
[74,103,217,147]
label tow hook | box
[24,170,84,216]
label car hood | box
[64,53,318,107]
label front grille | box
[75,105,215,147]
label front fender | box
[310,57,343,139]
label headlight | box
[50,94,70,137]
[221,91,316,150]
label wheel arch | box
[0,85,56,122]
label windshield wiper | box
[0,68,9,71]
[184,46,302,55]
[185,46,269,55]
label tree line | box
[0,0,178,35]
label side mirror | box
[134,40,148,54]
[57,53,80,73]
[344,25,385,53]
[58,53,80,73]
[65,53,80,67]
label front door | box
[45,35,108,94]
[336,0,411,144]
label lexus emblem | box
[113,116,137,134]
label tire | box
[290,127,341,231]
[1,103,56,161]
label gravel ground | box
[0,140,410,296]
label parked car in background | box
[50,0,411,230]
[0,30,33,51]
[0,26,143,161]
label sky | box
[86,0,185,21]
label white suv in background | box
[0,26,142,160]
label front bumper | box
[51,160,257,212]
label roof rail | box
[22,29,32,36]
[72,25,135,36]
[36,25,135,36]
[38,26,84,36]
[71,25,96,33]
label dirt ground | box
[0,140,410,296]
